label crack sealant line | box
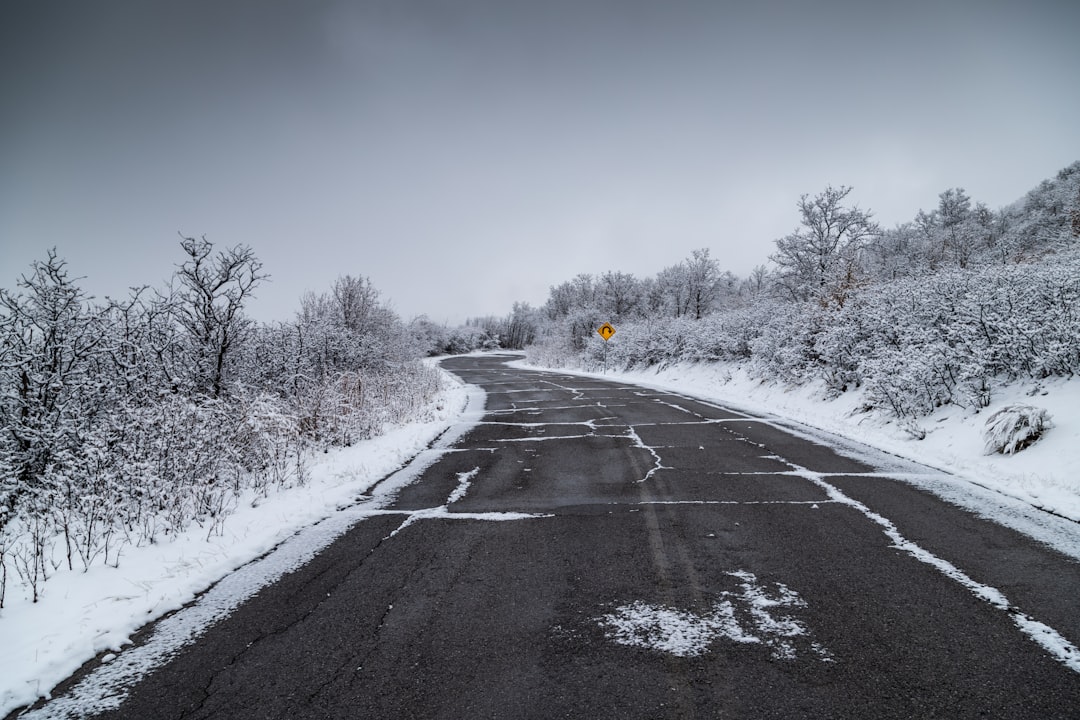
[736,470,946,480]
[651,398,705,419]
[383,506,553,540]
[789,464,1080,675]
[493,433,598,443]
[479,420,603,429]
[625,426,671,483]
[536,379,586,401]
[446,467,480,504]
[637,500,837,506]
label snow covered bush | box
[528,248,1080,432]
[982,404,1052,455]
[747,302,826,386]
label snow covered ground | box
[515,356,1080,531]
[4,353,1078,717]
[0,368,481,718]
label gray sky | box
[3,0,1078,324]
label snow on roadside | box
[0,364,480,719]
[513,358,1080,539]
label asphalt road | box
[17,354,1080,718]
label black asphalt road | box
[17,355,1080,719]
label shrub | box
[982,404,1052,455]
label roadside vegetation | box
[0,239,443,605]
[501,163,1080,443]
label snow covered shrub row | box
[0,247,443,606]
[565,253,1080,423]
[527,162,1080,399]
[844,259,1080,417]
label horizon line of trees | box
[431,161,1079,357]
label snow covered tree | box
[597,271,644,320]
[1007,161,1080,254]
[0,253,104,522]
[684,248,722,319]
[542,274,602,350]
[655,262,691,318]
[650,249,723,319]
[171,236,266,399]
[740,264,772,301]
[329,274,382,335]
[864,223,923,281]
[502,302,539,350]
[0,252,112,597]
[770,186,880,306]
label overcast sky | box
[3,0,1078,324]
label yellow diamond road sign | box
[597,322,616,341]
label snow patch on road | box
[385,506,551,539]
[600,600,753,657]
[599,572,829,661]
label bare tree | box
[331,275,381,333]
[770,186,880,306]
[172,236,267,399]
[685,248,721,319]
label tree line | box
[505,161,1080,436]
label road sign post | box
[596,323,615,373]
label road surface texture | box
[15,355,1080,719]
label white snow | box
[598,571,825,661]
[599,599,755,658]
[446,467,481,504]
[982,403,1053,455]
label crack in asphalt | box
[710,414,1080,677]
[183,512,410,718]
